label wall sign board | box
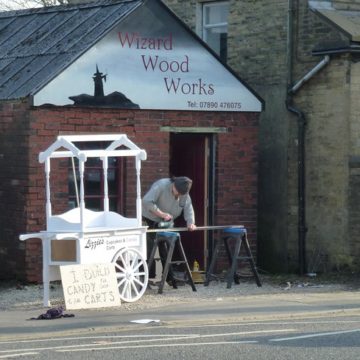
[34,1,262,112]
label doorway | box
[169,133,213,271]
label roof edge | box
[0,0,142,18]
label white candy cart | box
[20,134,148,306]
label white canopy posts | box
[38,134,147,231]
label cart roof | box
[39,134,147,163]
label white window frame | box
[196,1,229,61]
[202,1,228,42]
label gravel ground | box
[1,273,359,312]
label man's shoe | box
[166,280,178,289]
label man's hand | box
[163,213,173,221]
[187,224,196,231]
[151,209,173,221]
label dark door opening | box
[169,133,212,271]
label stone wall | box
[302,55,351,272]
[347,58,360,271]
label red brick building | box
[0,0,263,283]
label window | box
[200,1,229,62]
[68,142,125,213]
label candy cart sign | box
[60,263,121,310]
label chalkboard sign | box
[60,263,121,310]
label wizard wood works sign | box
[118,32,215,97]
[34,1,261,112]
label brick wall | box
[0,99,31,281]
[0,105,259,283]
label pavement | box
[1,275,359,340]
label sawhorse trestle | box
[147,231,197,294]
[204,228,262,288]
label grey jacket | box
[142,178,195,226]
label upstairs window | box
[200,1,229,62]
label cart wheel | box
[111,248,149,303]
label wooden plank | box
[146,225,244,233]
[51,239,76,261]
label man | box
[142,176,196,280]
[142,176,196,230]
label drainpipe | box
[285,99,307,275]
[286,50,330,274]
[286,0,331,275]
[288,56,331,95]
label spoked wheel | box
[111,248,148,302]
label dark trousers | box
[143,217,173,280]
